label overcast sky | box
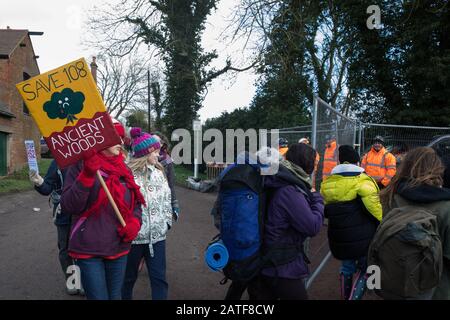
[1,0,257,122]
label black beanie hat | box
[338,145,360,164]
[285,143,316,174]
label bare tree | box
[225,0,282,58]
[227,0,351,111]
[96,52,148,118]
[86,0,257,132]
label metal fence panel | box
[360,123,450,156]
[278,125,313,146]
[277,97,450,292]
[312,97,357,190]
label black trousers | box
[224,278,260,300]
[257,275,308,300]
[56,224,73,277]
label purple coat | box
[61,162,142,257]
[262,168,324,279]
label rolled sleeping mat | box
[205,240,229,272]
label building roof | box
[0,28,43,76]
[0,29,29,59]
[0,28,43,60]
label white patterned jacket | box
[132,164,172,256]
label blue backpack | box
[216,161,306,282]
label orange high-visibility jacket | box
[361,147,396,187]
[322,140,338,180]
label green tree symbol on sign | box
[43,88,85,124]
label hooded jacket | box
[320,163,381,260]
[261,163,324,279]
[386,180,450,300]
[321,164,382,220]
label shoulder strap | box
[293,185,311,204]
[57,169,63,185]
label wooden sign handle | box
[96,171,126,227]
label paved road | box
[0,185,378,300]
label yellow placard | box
[16,58,104,136]
[16,58,120,168]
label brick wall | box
[0,35,41,174]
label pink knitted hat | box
[129,127,161,158]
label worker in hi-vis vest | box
[361,135,396,189]
[322,137,338,181]
[278,138,289,158]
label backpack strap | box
[208,233,221,246]
[261,183,312,267]
[294,185,312,204]
[57,168,63,186]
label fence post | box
[334,119,339,143]
[312,97,318,149]
[306,251,333,290]
[359,122,364,156]
[304,96,320,289]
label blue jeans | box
[76,255,128,300]
[122,241,168,300]
[340,256,368,277]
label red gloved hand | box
[78,150,102,187]
[83,151,102,177]
[118,218,141,243]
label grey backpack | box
[368,204,443,299]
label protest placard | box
[24,140,39,174]
[16,58,121,169]
[16,58,125,226]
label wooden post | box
[96,171,126,227]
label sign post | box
[193,120,202,179]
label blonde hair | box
[127,156,166,177]
[380,147,444,209]
[127,156,148,173]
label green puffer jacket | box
[320,164,382,221]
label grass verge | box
[1,161,206,193]
[173,165,207,186]
[0,158,53,194]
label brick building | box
[0,28,42,176]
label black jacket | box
[34,160,69,225]
[325,198,379,260]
